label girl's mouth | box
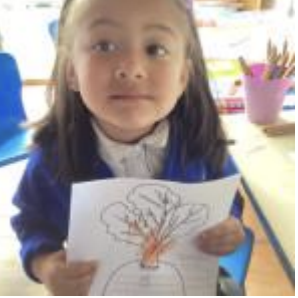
[109,94,153,100]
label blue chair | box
[219,182,255,294]
[220,226,254,287]
[48,19,58,43]
[0,52,31,166]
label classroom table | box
[221,111,295,283]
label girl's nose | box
[114,56,147,81]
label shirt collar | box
[91,120,169,165]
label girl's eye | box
[146,44,168,58]
[92,41,118,53]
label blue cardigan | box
[11,138,242,281]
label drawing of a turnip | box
[100,183,209,295]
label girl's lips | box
[109,94,153,100]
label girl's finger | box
[63,261,98,279]
[200,226,244,248]
[204,242,236,256]
[69,274,96,295]
[196,218,245,255]
[50,273,95,296]
[200,217,244,240]
[199,233,240,254]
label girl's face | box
[66,0,190,142]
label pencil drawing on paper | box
[100,183,210,295]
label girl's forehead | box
[68,0,187,29]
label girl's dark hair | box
[32,0,228,182]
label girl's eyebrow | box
[145,24,179,39]
[88,18,179,39]
[88,18,121,30]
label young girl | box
[11,0,245,295]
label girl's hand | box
[196,216,245,256]
[32,249,98,295]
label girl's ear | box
[65,59,79,91]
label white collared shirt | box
[91,120,169,178]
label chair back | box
[0,52,26,142]
[48,19,58,42]
[219,226,255,286]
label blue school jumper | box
[11,134,242,281]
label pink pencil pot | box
[243,64,293,124]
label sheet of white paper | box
[68,175,240,296]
